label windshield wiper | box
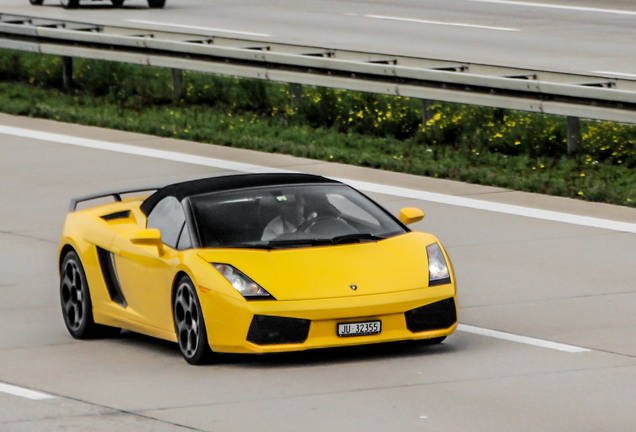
[232,243,274,250]
[330,233,386,245]
[266,234,386,249]
[267,238,333,248]
[226,234,387,249]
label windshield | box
[189,184,407,248]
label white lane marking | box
[458,324,590,352]
[0,125,287,174]
[593,71,636,79]
[364,14,520,31]
[1,125,636,235]
[0,382,55,400]
[126,20,272,37]
[466,0,636,16]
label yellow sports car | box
[59,173,457,364]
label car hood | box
[197,232,437,301]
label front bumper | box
[199,283,457,354]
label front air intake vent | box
[405,298,457,333]
[247,315,310,345]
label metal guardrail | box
[0,13,635,124]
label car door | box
[111,196,191,333]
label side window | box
[327,194,380,226]
[146,197,186,249]
[177,223,192,250]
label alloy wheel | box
[174,281,201,359]
[61,258,85,332]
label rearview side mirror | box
[130,229,164,255]
[399,207,425,225]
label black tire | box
[111,0,124,5]
[60,0,79,8]
[147,0,165,8]
[30,0,44,5]
[174,276,214,365]
[414,336,446,346]
[60,250,121,339]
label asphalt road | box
[1,113,636,431]
[1,1,636,429]
[1,0,636,76]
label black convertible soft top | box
[140,173,340,215]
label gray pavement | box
[1,0,635,75]
[0,113,635,430]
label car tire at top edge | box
[60,0,79,8]
[147,0,165,8]
[414,336,447,347]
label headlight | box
[211,263,274,300]
[426,243,451,286]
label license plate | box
[337,320,381,337]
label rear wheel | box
[61,0,79,8]
[29,0,44,5]
[147,0,165,8]
[174,276,214,365]
[111,0,124,5]
[60,250,120,339]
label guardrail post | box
[62,56,73,90]
[171,68,183,101]
[290,83,302,109]
[422,99,434,124]
[567,116,582,154]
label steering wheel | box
[297,216,336,233]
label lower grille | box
[247,315,311,345]
[405,298,457,333]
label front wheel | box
[147,0,165,8]
[60,250,120,339]
[174,276,214,365]
[29,0,44,5]
[60,0,79,8]
[111,0,124,5]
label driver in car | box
[261,195,316,241]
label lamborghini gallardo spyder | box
[58,173,457,364]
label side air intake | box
[101,210,131,221]
[96,247,127,307]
